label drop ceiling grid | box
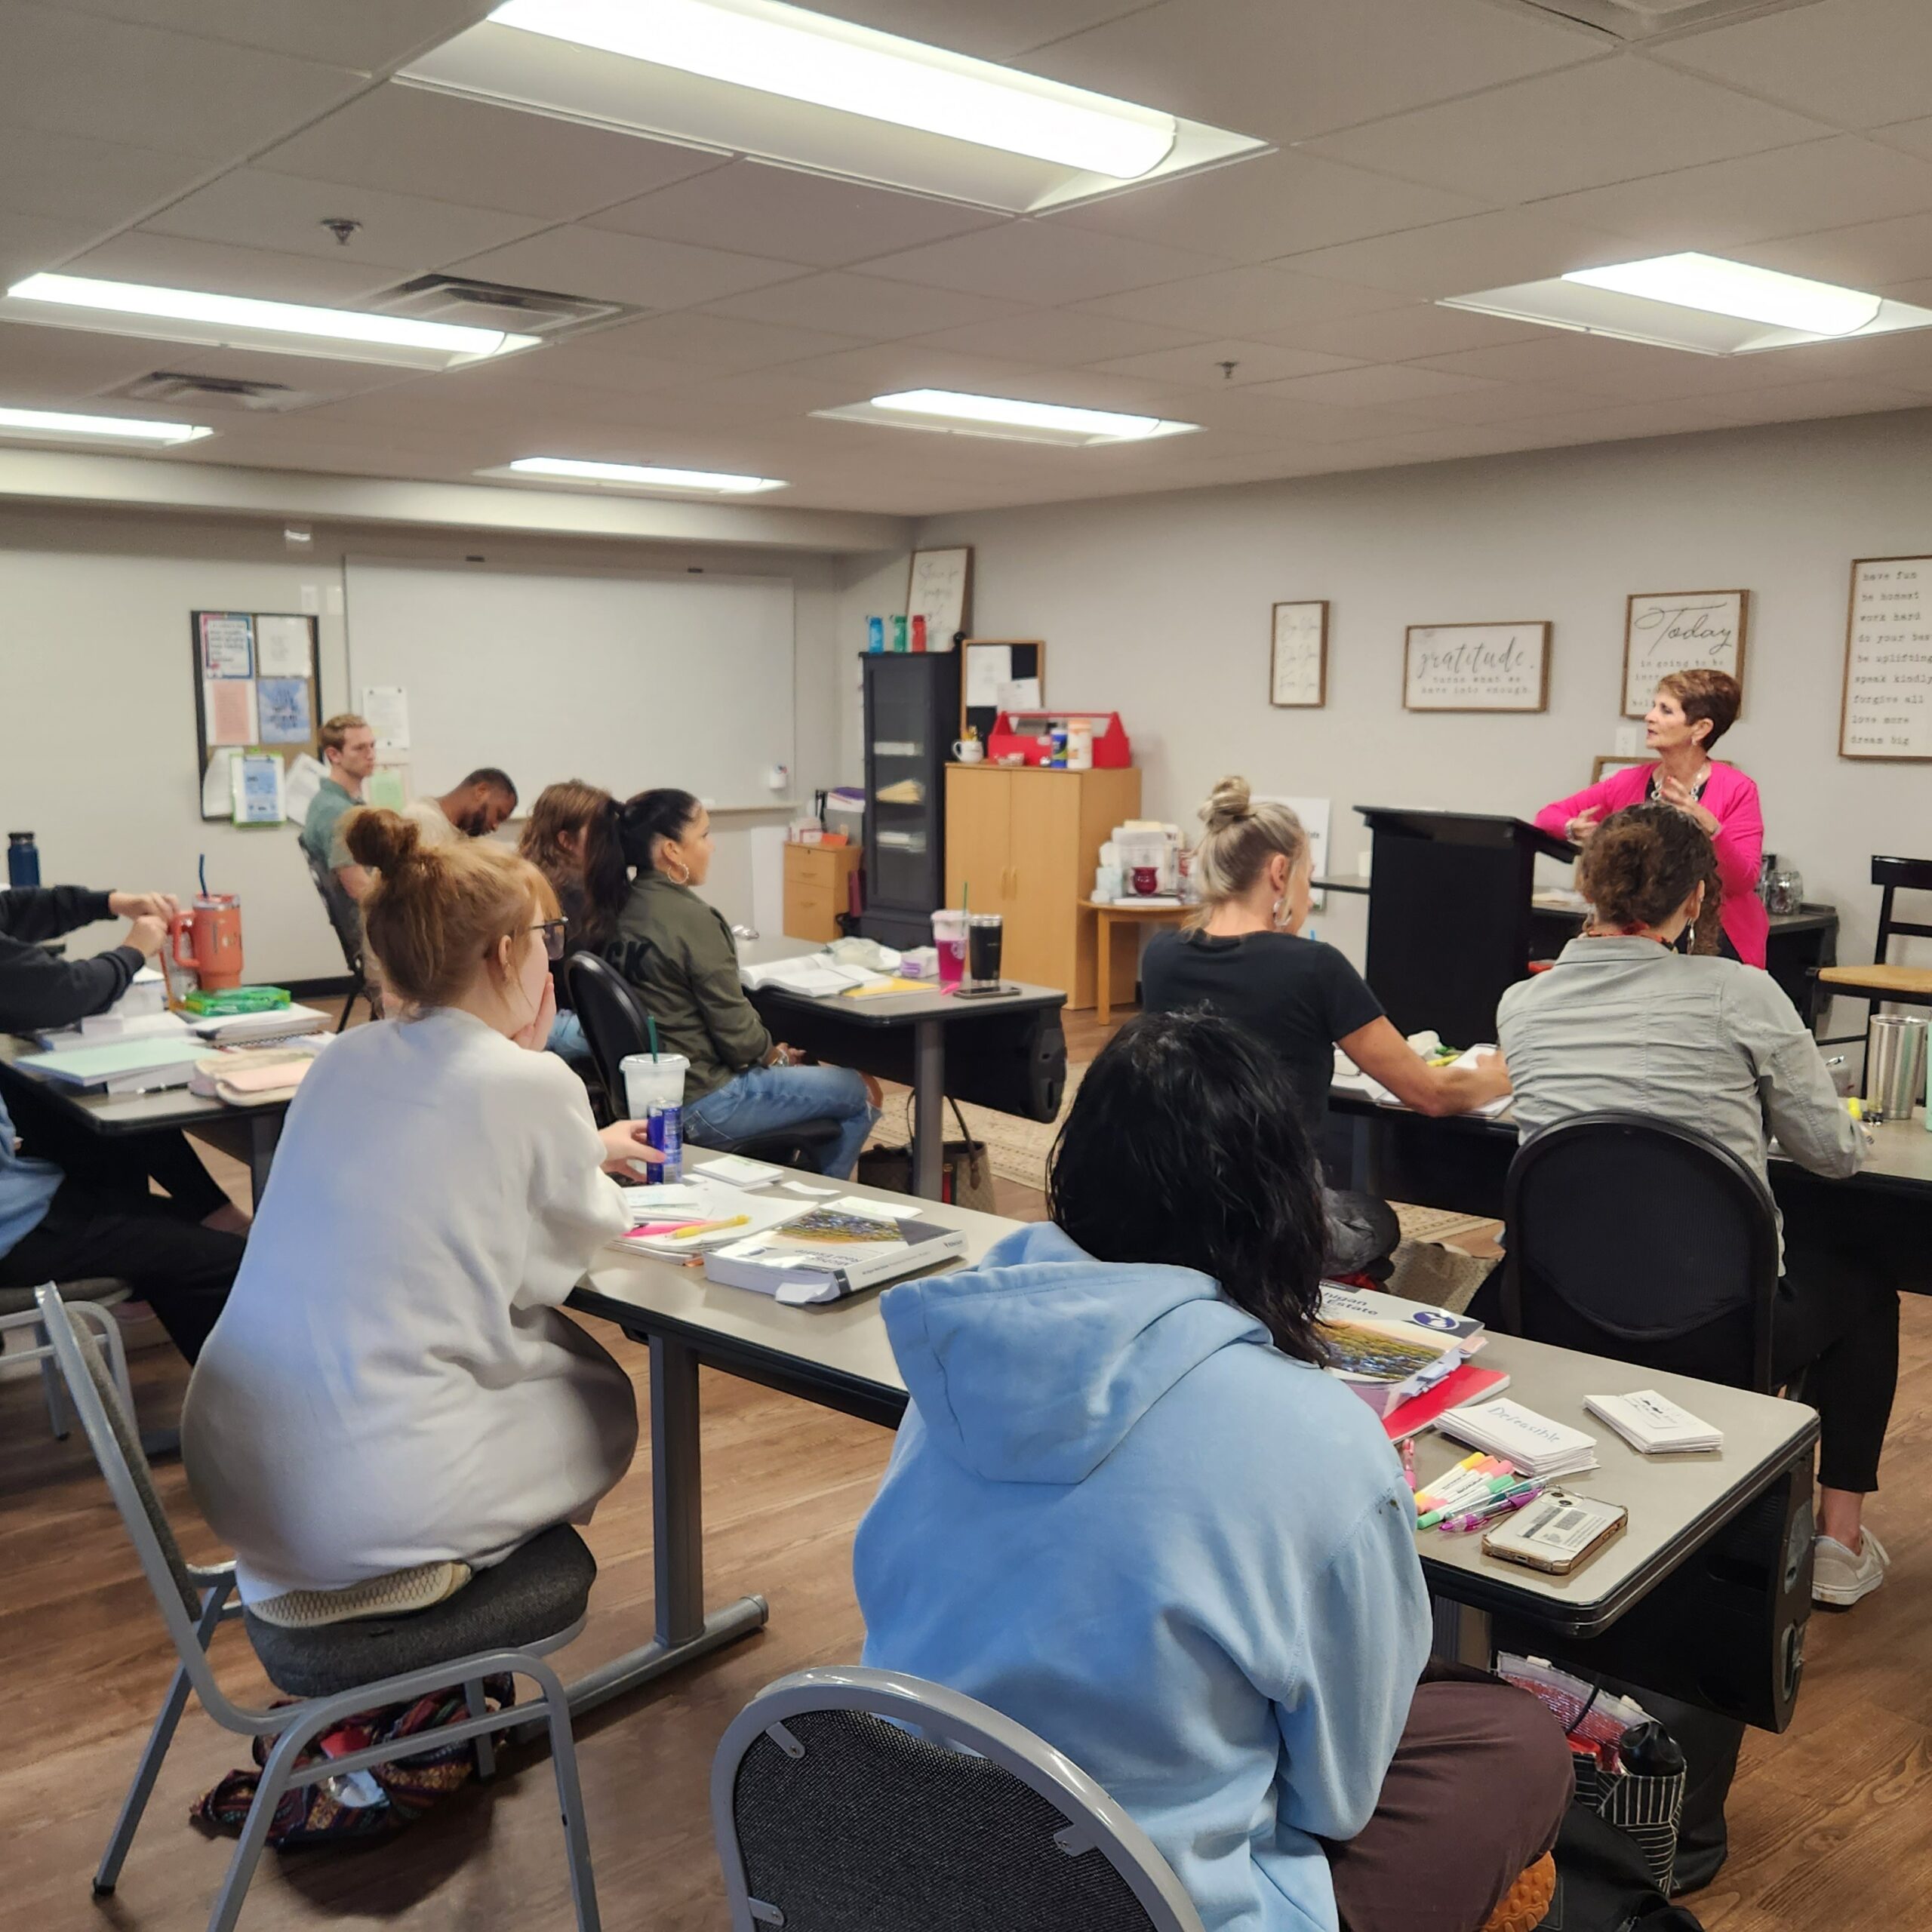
[2,0,1931,514]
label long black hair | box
[1047,1010,1329,1362]
[617,787,700,872]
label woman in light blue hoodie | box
[855,1012,1571,1932]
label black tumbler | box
[967,913,1004,987]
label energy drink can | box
[648,1101,683,1183]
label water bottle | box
[7,832,40,888]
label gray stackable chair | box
[712,1665,1206,1932]
[33,1282,602,1932]
[0,1278,131,1438]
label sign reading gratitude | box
[1623,589,1748,717]
[1404,622,1549,713]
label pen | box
[1440,1482,1547,1534]
[668,1214,751,1240]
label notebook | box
[704,1201,967,1305]
[1585,1390,1723,1456]
[1435,1397,1599,1478]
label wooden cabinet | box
[783,841,861,943]
[945,764,1142,1008]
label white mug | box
[952,738,985,763]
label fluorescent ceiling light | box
[815,389,1201,448]
[503,455,786,494]
[401,2,1265,215]
[0,405,212,447]
[2,273,540,371]
[491,0,1171,177]
[1441,253,1932,356]
[1563,254,1882,335]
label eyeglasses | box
[532,918,568,961]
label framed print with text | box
[1269,600,1328,707]
[1623,589,1748,716]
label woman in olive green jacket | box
[607,790,879,1177]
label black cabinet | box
[859,652,960,950]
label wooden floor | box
[7,1003,1930,1930]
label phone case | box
[1482,1494,1628,1574]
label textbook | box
[1316,1283,1487,1418]
[704,1201,967,1305]
[18,1036,212,1088]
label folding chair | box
[712,1664,1205,1932]
[0,1277,130,1438]
[33,1282,602,1932]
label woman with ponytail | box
[183,808,657,1613]
[608,789,879,1177]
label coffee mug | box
[952,738,985,763]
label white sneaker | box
[1812,1529,1890,1607]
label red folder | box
[1382,1362,1512,1442]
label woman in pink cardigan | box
[1536,669,1767,968]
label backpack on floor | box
[1542,1806,1706,1932]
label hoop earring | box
[668,857,691,886]
[1271,896,1287,928]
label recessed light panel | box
[1441,252,1932,355]
[0,405,213,446]
[2,273,541,370]
[814,389,1201,447]
[499,455,786,493]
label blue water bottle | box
[7,832,39,888]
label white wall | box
[0,505,854,983]
[909,408,1932,994]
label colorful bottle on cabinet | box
[891,614,909,652]
[911,614,928,652]
[6,832,40,888]
[866,616,884,653]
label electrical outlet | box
[1614,724,1641,756]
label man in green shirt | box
[301,713,377,902]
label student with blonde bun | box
[183,807,655,1610]
[1142,777,1510,1277]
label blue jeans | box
[546,1008,594,1072]
[683,1064,880,1179]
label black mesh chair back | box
[712,1666,1205,1932]
[1500,1111,1780,1392]
[297,835,375,1030]
[565,952,840,1172]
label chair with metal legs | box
[0,1278,131,1439]
[34,1282,603,1932]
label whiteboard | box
[343,559,794,807]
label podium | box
[1358,808,1575,1047]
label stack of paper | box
[615,1182,797,1256]
[1435,1397,1599,1478]
[187,1004,331,1045]
[19,1036,212,1091]
[1585,1390,1723,1456]
[740,955,879,997]
[80,968,171,1035]
[704,1198,967,1304]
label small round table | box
[1080,898,1189,1024]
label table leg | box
[911,1017,946,1201]
[1096,912,1112,1027]
[1430,1595,1494,1669]
[561,1332,768,1717]
[245,1113,281,1208]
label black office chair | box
[565,953,841,1174]
[1498,1110,1780,1394]
[297,836,378,1031]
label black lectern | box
[1357,808,1575,1046]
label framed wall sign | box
[906,546,972,650]
[1269,600,1328,707]
[1623,589,1749,716]
[1841,555,1932,760]
[1591,754,1649,784]
[1403,622,1550,712]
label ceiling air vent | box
[107,371,318,411]
[1503,0,1826,38]
[370,274,634,340]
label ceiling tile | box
[699,272,1026,340]
[140,168,549,271]
[1251,365,1503,408]
[577,311,868,370]
[0,321,158,402]
[1091,338,1364,385]
[1395,381,1628,426]
[1303,57,1829,205]
[1741,211,1932,289]
[1408,332,1823,401]
[905,309,1209,365]
[1049,152,1490,262]
[859,222,1227,304]
[1279,209,1631,299]
[1254,303,1549,361]
[804,0,1163,63]
[0,211,103,285]
[1654,0,1932,133]
[1014,0,1599,146]
[450,226,808,309]
[0,128,212,230]
[1075,265,1413,334]
[257,85,728,222]
[1475,399,1742,448]
[0,2,363,159]
[758,341,1069,398]
[54,2,497,72]
[588,161,1004,269]
[1875,116,1932,165]
[61,231,406,304]
[503,342,702,395]
[1531,135,1932,251]
[1138,386,1440,442]
[1694,376,1930,423]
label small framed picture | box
[906,546,972,650]
[1591,754,1650,783]
[1269,600,1328,707]
[1404,621,1550,712]
[1623,590,1748,717]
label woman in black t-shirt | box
[1143,777,1511,1277]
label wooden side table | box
[1079,898,1189,1024]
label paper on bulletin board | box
[965,645,1011,708]
[361,685,411,753]
[202,747,238,817]
[998,677,1040,712]
[198,612,254,678]
[255,614,313,677]
[203,678,259,746]
[232,752,286,826]
[257,676,313,744]
[366,766,408,811]
[1263,794,1331,912]
[284,752,326,825]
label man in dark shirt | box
[0,884,244,1364]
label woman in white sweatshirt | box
[183,807,656,1612]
